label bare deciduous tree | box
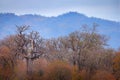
[14,26,45,75]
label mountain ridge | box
[0,12,119,22]
[0,12,120,49]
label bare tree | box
[65,25,108,71]
[45,25,109,73]
[14,25,45,75]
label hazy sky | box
[0,0,120,21]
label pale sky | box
[0,0,120,21]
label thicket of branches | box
[0,25,120,80]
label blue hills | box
[0,12,120,49]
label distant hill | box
[0,12,120,49]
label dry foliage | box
[0,46,15,80]
[0,25,119,80]
[113,52,120,80]
[44,61,72,80]
[91,70,116,80]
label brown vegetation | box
[0,25,119,80]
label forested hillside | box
[0,25,120,80]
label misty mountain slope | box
[0,12,120,49]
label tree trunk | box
[26,58,32,75]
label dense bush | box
[44,61,72,80]
[113,52,120,80]
[0,46,15,80]
[91,70,116,80]
[30,58,48,80]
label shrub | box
[0,46,15,80]
[113,52,120,80]
[13,60,27,80]
[44,60,72,80]
[30,58,48,80]
[72,66,82,80]
[91,70,116,80]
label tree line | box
[0,25,120,80]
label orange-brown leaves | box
[44,60,72,80]
[91,70,116,80]
[113,52,120,80]
[0,46,10,57]
[0,46,15,80]
[14,60,27,80]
